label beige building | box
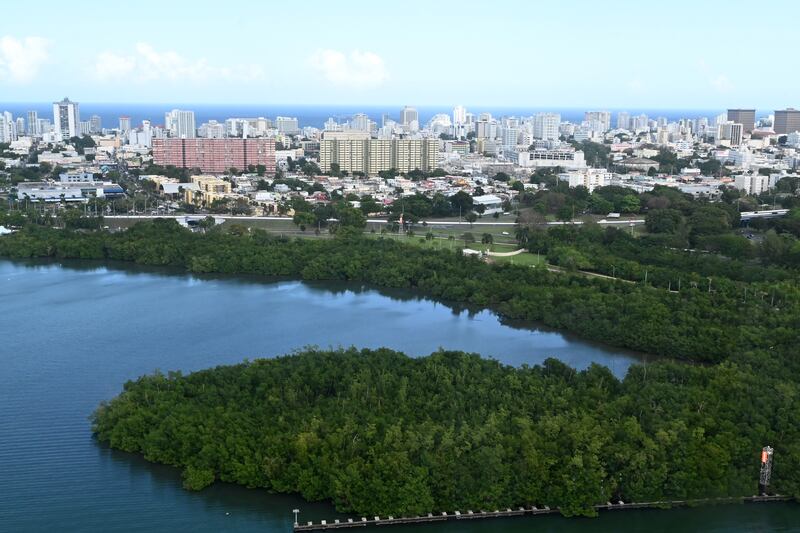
[185,175,232,206]
[320,132,438,175]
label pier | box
[293,495,792,531]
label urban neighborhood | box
[2,101,799,231]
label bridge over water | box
[293,495,791,531]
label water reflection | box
[8,257,648,371]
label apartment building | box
[185,175,232,205]
[518,148,586,169]
[152,138,276,173]
[319,132,438,175]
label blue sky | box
[0,0,797,108]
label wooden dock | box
[293,495,792,531]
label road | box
[103,215,646,227]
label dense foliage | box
[3,221,800,518]
[520,223,795,285]
[92,348,800,517]
[1,221,797,363]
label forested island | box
[92,348,800,517]
[1,220,800,516]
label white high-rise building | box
[616,112,631,130]
[27,111,39,136]
[6,111,17,141]
[130,120,153,147]
[734,173,773,195]
[633,114,649,132]
[453,105,467,126]
[37,118,51,135]
[349,113,371,133]
[276,116,299,134]
[475,120,495,139]
[0,112,14,142]
[501,127,519,158]
[501,126,519,150]
[558,168,610,192]
[584,111,611,132]
[53,97,81,139]
[16,117,25,138]
[324,118,341,132]
[400,106,419,132]
[720,122,743,147]
[119,116,131,134]
[165,109,196,138]
[89,115,102,134]
[533,113,560,141]
[198,120,225,139]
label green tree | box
[689,206,731,238]
[620,195,641,214]
[464,211,478,227]
[293,211,316,231]
[450,191,474,214]
[645,209,685,234]
[336,206,367,229]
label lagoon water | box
[1,259,797,532]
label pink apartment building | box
[152,138,276,174]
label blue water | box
[0,102,735,130]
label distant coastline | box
[0,102,737,130]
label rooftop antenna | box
[759,446,774,495]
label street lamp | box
[293,508,300,527]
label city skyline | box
[1,0,798,108]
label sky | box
[0,0,797,108]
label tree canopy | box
[91,347,800,517]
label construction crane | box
[759,446,774,495]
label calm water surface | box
[1,259,797,532]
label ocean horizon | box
[0,102,747,131]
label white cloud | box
[697,59,734,93]
[0,36,49,83]
[627,78,645,92]
[93,43,265,83]
[710,74,733,93]
[309,49,388,89]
